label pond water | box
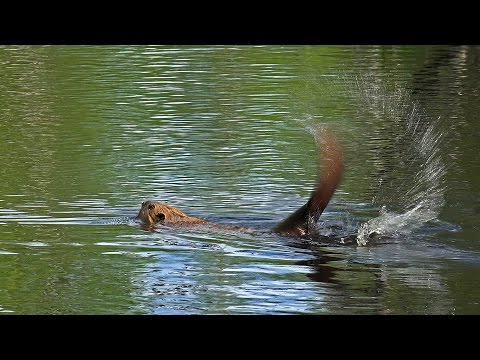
[0,45,479,314]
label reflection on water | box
[0,45,480,314]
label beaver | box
[136,128,344,237]
[137,201,207,228]
[136,200,255,232]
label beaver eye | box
[148,204,155,210]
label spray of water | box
[354,75,447,246]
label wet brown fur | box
[137,128,344,237]
[136,201,207,228]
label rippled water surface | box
[1,45,479,314]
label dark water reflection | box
[0,45,479,314]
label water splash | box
[354,74,447,246]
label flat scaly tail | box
[273,128,344,237]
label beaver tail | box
[273,128,344,237]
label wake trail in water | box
[353,75,448,246]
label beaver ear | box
[156,213,165,222]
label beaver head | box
[137,201,167,226]
[136,200,206,227]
